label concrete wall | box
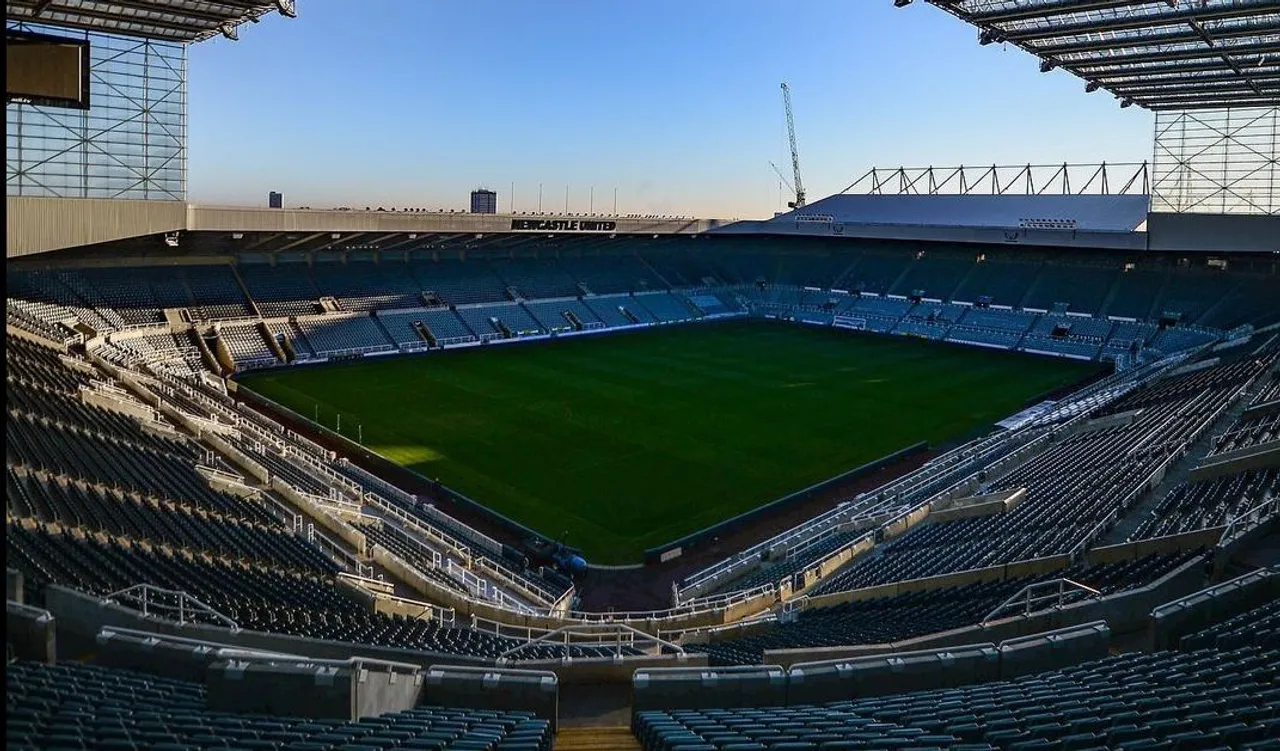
[6,196,186,258]
[1146,211,1280,253]
[1190,440,1280,482]
[189,206,724,237]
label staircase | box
[556,726,641,751]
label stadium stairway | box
[556,726,642,751]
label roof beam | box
[1115,81,1280,98]
[19,4,215,38]
[1001,3,1279,43]
[1032,19,1280,56]
[98,0,237,26]
[5,9,192,41]
[1068,41,1280,69]
[1081,56,1275,78]
[1091,66,1280,85]
[960,0,1138,26]
[1150,97,1280,110]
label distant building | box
[470,188,497,214]
[268,191,283,209]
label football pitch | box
[241,321,1099,564]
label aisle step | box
[556,725,642,751]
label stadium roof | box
[922,0,1280,111]
[5,0,295,43]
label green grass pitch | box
[241,321,1099,564]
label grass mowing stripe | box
[241,321,1098,563]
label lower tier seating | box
[7,661,552,751]
[635,644,1280,750]
[691,551,1202,666]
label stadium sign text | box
[510,219,617,232]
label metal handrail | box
[496,622,686,663]
[104,584,239,630]
[983,578,1103,624]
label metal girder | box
[963,0,1137,25]
[1144,94,1280,109]
[1067,41,1280,70]
[1109,78,1280,97]
[1034,19,1280,56]
[921,0,1280,110]
[5,0,291,43]
[1001,3,1279,44]
[1091,65,1280,85]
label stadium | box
[4,1,1279,749]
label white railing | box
[1220,495,1277,549]
[983,578,1102,623]
[495,623,686,663]
[105,584,239,630]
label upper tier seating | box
[184,268,255,321]
[1158,271,1240,324]
[238,263,320,317]
[844,253,914,295]
[1105,268,1166,319]
[890,253,973,300]
[410,260,511,305]
[559,253,666,293]
[1022,264,1119,313]
[310,262,423,311]
[7,660,553,751]
[639,248,718,286]
[494,258,581,299]
[951,259,1043,306]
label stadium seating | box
[410,259,511,305]
[494,258,582,300]
[294,316,396,355]
[951,258,1043,306]
[217,323,278,367]
[691,552,1201,666]
[1022,263,1119,313]
[807,357,1265,592]
[632,292,701,323]
[559,253,666,293]
[1128,468,1277,541]
[890,251,974,300]
[1104,268,1165,319]
[311,261,424,312]
[6,660,554,751]
[844,252,914,294]
[238,263,321,317]
[1182,598,1280,651]
[634,644,1280,750]
[184,268,255,321]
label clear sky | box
[188,0,1154,220]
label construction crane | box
[780,82,805,209]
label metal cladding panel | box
[774,194,1151,233]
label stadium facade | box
[6,0,1279,744]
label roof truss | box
[5,0,294,43]
[922,0,1280,110]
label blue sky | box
[188,0,1153,219]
